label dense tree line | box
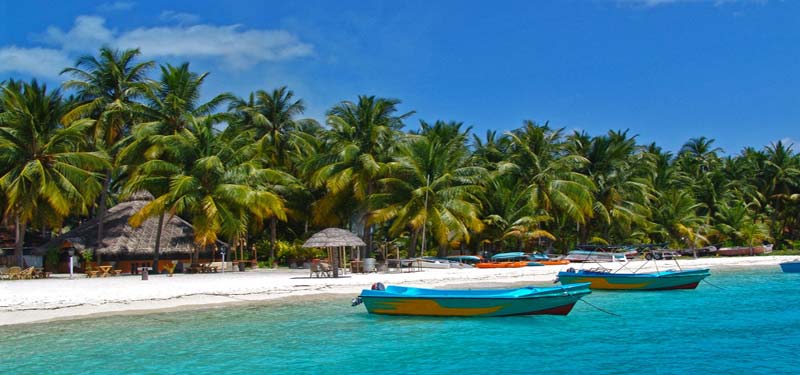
[1,48,797,267]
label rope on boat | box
[701,278,724,290]
[579,299,622,317]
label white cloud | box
[0,46,72,79]
[96,1,135,12]
[160,10,201,25]
[35,15,313,70]
[116,24,313,68]
[779,138,797,148]
[42,16,114,52]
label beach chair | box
[19,267,35,280]
[310,260,332,278]
[7,266,21,280]
[162,263,176,276]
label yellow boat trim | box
[567,277,650,290]
[372,299,507,316]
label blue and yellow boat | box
[556,268,710,290]
[355,283,591,317]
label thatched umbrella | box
[302,228,365,278]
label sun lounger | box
[19,267,35,280]
[7,266,21,280]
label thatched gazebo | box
[39,191,219,273]
[302,228,365,278]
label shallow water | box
[2,268,799,374]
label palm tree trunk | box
[191,245,200,265]
[408,228,419,258]
[332,246,340,278]
[14,215,27,267]
[95,170,112,265]
[152,213,165,270]
[363,223,372,259]
[437,243,447,258]
[269,217,277,261]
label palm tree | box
[503,121,594,249]
[649,189,705,249]
[129,117,287,264]
[228,87,307,260]
[370,121,485,257]
[228,87,304,165]
[739,219,772,256]
[568,130,652,244]
[677,137,724,219]
[311,96,413,257]
[61,47,154,262]
[756,141,800,247]
[120,62,232,268]
[471,130,510,172]
[713,202,752,246]
[0,80,109,266]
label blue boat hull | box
[557,268,710,290]
[358,283,591,317]
[780,261,800,273]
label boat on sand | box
[354,283,592,317]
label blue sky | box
[1,0,797,154]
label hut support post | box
[332,246,339,278]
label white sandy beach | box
[1,256,794,326]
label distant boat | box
[491,252,527,261]
[413,258,453,269]
[538,259,570,265]
[780,260,800,273]
[446,255,483,265]
[528,252,570,265]
[475,261,529,268]
[556,267,710,290]
[565,250,628,263]
[355,283,592,317]
[717,245,773,256]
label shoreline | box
[1,255,794,327]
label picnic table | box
[190,264,218,273]
[98,265,112,277]
[34,268,51,279]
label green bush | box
[80,249,94,270]
[45,247,59,269]
[254,239,325,266]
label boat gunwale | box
[558,268,710,279]
[359,283,591,300]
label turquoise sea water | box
[2,268,799,375]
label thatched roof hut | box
[39,192,217,258]
[302,228,365,277]
[302,228,366,248]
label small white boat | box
[565,250,628,263]
[413,258,452,269]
